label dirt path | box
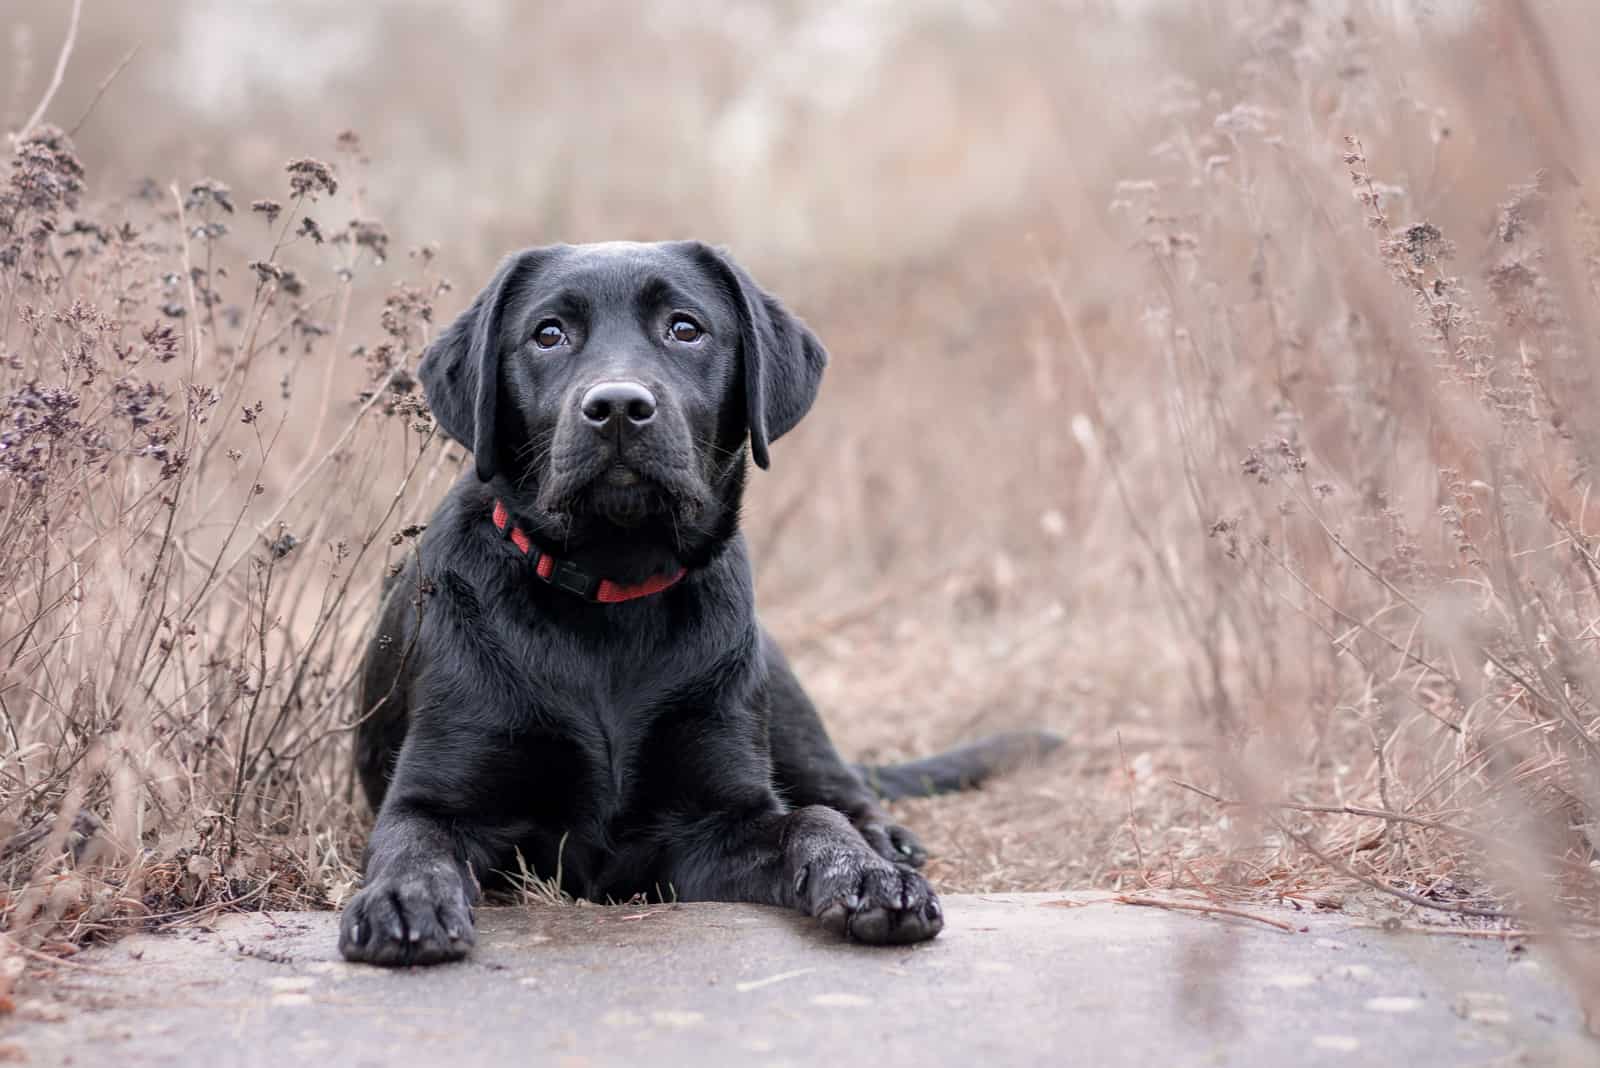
[9,894,1592,1067]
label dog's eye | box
[667,316,704,344]
[533,320,568,350]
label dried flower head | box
[185,179,235,214]
[285,157,338,199]
[345,219,389,263]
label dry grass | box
[2,0,1600,1013]
[0,125,443,959]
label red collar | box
[491,499,686,604]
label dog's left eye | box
[667,316,704,344]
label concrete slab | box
[6,894,1594,1067]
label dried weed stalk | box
[0,126,448,976]
[1076,0,1600,1008]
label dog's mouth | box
[583,469,668,527]
[536,458,708,530]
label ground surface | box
[8,893,1593,1067]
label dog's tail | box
[854,730,1064,801]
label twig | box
[1111,894,1301,933]
[1274,817,1510,920]
[1168,779,1494,848]
[735,967,816,993]
[68,43,140,137]
[15,0,82,139]
[4,937,124,973]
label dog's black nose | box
[581,381,657,429]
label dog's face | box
[419,242,826,547]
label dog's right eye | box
[533,320,568,350]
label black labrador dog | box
[341,241,1057,965]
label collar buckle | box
[545,558,600,599]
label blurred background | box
[7,0,1600,975]
[14,0,1142,260]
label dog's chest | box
[521,633,695,823]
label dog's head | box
[419,242,826,557]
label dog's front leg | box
[660,802,944,945]
[340,705,526,966]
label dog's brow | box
[636,276,697,313]
[524,290,590,330]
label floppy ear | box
[691,244,828,470]
[418,248,547,482]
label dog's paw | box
[798,855,943,945]
[856,818,927,868]
[338,864,475,966]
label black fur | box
[342,241,1060,966]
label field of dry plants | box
[3,0,1600,1008]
